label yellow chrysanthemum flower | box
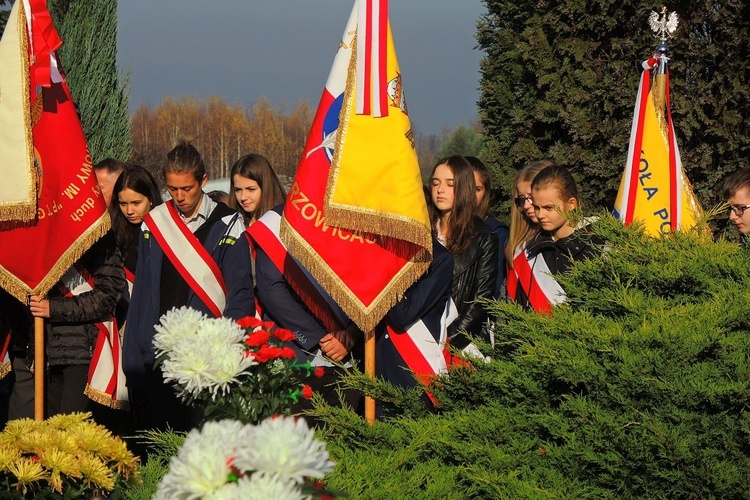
[77,455,115,491]
[8,457,48,485]
[0,445,22,469]
[37,448,81,479]
[0,419,38,444]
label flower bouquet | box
[0,412,139,498]
[153,307,323,424]
[154,416,336,499]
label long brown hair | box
[506,160,553,264]
[228,153,286,225]
[465,156,491,220]
[429,156,477,256]
[109,165,163,252]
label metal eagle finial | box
[648,7,679,44]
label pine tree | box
[50,0,131,162]
[0,1,11,35]
[477,0,750,213]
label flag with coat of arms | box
[271,0,432,333]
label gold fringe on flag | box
[280,217,430,333]
[0,0,36,223]
[0,212,111,303]
[84,384,129,411]
[323,34,433,253]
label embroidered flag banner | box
[613,55,703,235]
[0,1,35,222]
[0,1,109,302]
[280,0,432,332]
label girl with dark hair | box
[515,164,600,313]
[429,156,499,349]
[109,165,163,272]
[228,153,286,227]
[466,156,508,298]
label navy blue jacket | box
[376,240,454,391]
[123,202,254,388]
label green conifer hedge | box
[313,215,750,498]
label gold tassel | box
[84,385,130,411]
[0,212,111,303]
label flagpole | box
[365,329,375,424]
[34,315,44,420]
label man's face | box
[728,187,750,234]
[165,172,207,219]
[95,169,122,207]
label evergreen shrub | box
[314,215,750,498]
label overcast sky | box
[116,1,487,135]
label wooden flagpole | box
[365,328,375,425]
[34,315,44,420]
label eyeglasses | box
[729,204,750,216]
[514,196,532,208]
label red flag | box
[278,1,432,332]
[0,1,109,302]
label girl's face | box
[118,188,153,225]
[516,180,537,222]
[431,164,455,215]
[531,185,577,240]
[473,171,487,207]
[233,174,262,217]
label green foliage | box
[477,0,750,216]
[123,430,185,500]
[435,125,484,160]
[50,0,130,162]
[316,215,750,498]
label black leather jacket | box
[44,233,124,366]
[448,218,499,349]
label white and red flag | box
[613,54,703,235]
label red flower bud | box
[302,384,313,399]
[236,316,263,329]
[314,366,325,378]
[245,330,271,348]
[272,327,296,342]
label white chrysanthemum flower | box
[154,420,248,500]
[233,416,334,483]
[210,473,307,500]
[160,316,257,399]
[153,306,207,356]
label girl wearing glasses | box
[429,156,499,350]
[723,166,750,235]
[506,161,552,304]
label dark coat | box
[485,215,509,299]
[514,229,601,310]
[448,218,499,349]
[46,232,125,366]
[376,240,453,391]
[123,202,254,388]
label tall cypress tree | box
[0,1,11,36]
[50,0,131,163]
[477,0,750,212]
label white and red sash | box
[508,246,566,315]
[0,329,11,379]
[144,201,227,318]
[386,298,458,385]
[59,265,129,409]
[248,210,345,333]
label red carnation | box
[252,344,295,363]
[272,327,296,342]
[314,366,325,378]
[245,330,271,348]
[302,384,313,399]
[236,316,263,329]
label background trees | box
[477,0,750,213]
[50,0,131,163]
